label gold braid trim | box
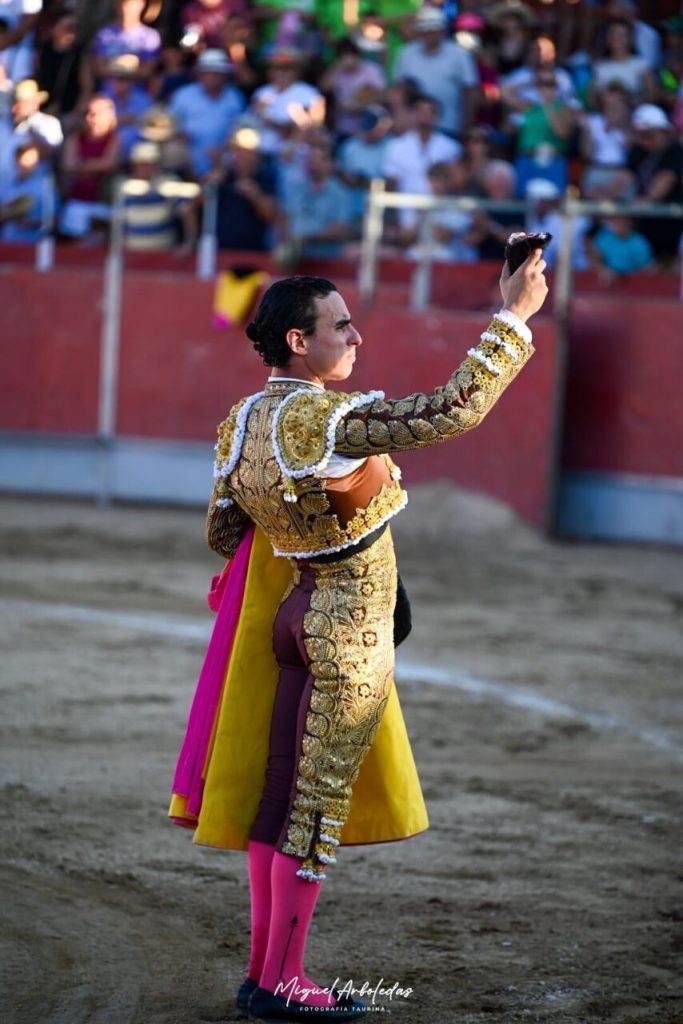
[205,493,252,559]
[333,318,534,456]
[274,388,384,477]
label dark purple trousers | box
[249,568,317,851]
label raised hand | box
[499,247,549,323]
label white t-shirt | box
[249,80,322,154]
[585,112,627,166]
[394,40,478,137]
[382,130,462,195]
[592,56,650,96]
[14,110,63,148]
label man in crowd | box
[10,76,63,155]
[123,139,199,254]
[394,4,479,139]
[382,93,461,196]
[623,103,683,262]
[215,123,278,251]
[247,46,322,155]
[0,77,62,193]
[102,53,153,161]
[337,104,393,223]
[168,47,245,179]
[281,138,354,259]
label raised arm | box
[335,248,547,456]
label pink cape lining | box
[170,526,255,820]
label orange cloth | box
[324,455,393,528]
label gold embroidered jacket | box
[206,312,533,561]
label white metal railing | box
[96,176,205,503]
[34,172,57,272]
[358,178,683,309]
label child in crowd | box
[589,214,654,279]
[0,141,52,242]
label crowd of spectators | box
[0,0,682,274]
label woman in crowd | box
[579,81,634,198]
[590,18,656,105]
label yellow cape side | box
[168,527,429,848]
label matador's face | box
[293,291,363,385]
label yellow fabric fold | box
[168,526,429,848]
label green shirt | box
[519,100,570,155]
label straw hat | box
[139,105,178,141]
[13,79,49,105]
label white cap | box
[196,48,232,74]
[414,6,447,31]
[526,177,560,199]
[631,103,670,130]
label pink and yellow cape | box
[168,526,429,849]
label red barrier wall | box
[0,265,101,432]
[563,297,683,477]
[0,262,558,525]
[1,254,680,527]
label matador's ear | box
[285,326,308,356]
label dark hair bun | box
[245,321,260,343]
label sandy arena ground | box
[1,486,682,1024]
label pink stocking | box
[258,851,338,1008]
[246,840,276,981]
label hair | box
[410,92,439,112]
[427,161,451,179]
[603,17,637,56]
[246,276,337,367]
[336,36,361,59]
[482,159,517,190]
[598,79,632,112]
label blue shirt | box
[283,175,353,257]
[103,83,154,159]
[337,136,389,219]
[94,23,161,63]
[593,226,654,275]
[169,82,246,178]
[0,167,49,243]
